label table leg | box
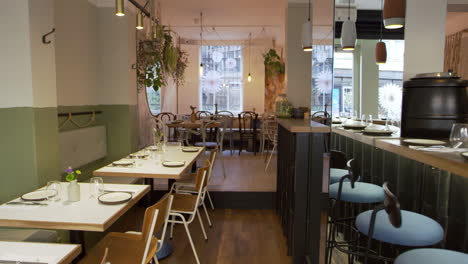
[70,230,85,263]
[144,178,154,206]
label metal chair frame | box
[238,111,259,155]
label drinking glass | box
[450,123,468,148]
[361,114,366,125]
[368,115,373,125]
[46,181,62,202]
[89,177,104,198]
[177,139,183,151]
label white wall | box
[0,0,33,108]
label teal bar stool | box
[326,159,385,264]
[395,249,468,264]
[329,150,352,185]
[355,182,444,263]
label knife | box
[5,201,48,206]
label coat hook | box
[42,28,55,44]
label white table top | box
[0,183,149,232]
[0,241,81,264]
[93,145,205,179]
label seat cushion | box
[330,168,349,184]
[171,194,198,213]
[329,182,384,203]
[394,249,468,264]
[356,210,444,247]
[78,232,157,264]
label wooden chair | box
[100,248,109,264]
[264,119,278,172]
[155,112,177,141]
[238,111,259,155]
[173,148,218,214]
[168,164,210,264]
[78,194,174,264]
[214,111,235,155]
[195,111,212,120]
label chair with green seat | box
[355,182,445,263]
[394,249,468,264]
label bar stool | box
[355,182,444,263]
[327,159,385,264]
[329,150,349,185]
[394,249,468,264]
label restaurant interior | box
[1,0,468,263]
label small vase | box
[68,180,81,202]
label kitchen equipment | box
[401,73,468,138]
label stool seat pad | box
[356,210,444,247]
[330,169,348,184]
[394,249,468,264]
[329,182,384,203]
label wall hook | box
[42,28,55,44]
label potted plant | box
[65,167,81,202]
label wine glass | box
[368,115,373,125]
[46,181,62,202]
[89,177,104,198]
[450,123,468,148]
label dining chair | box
[238,111,259,155]
[195,111,212,120]
[215,111,235,155]
[264,119,278,172]
[78,194,174,264]
[155,112,176,141]
[260,112,275,153]
[168,164,210,264]
[173,148,218,215]
[100,248,109,264]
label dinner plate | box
[129,153,148,159]
[402,139,446,146]
[362,130,394,136]
[461,152,468,161]
[147,146,159,151]
[182,147,199,152]
[112,159,135,166]
[21,190,57,201]
[342,124,367,130]
[98,192,132,205]
[162,161,185,167]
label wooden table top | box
[277,118,331,133]
[0,241,81,264]
[331,125,468,178]
[165,120,221,129]
[93,145,205,179]
[0,183,149,232]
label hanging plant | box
[263,48,285,77]
[137,24,188,91]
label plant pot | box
[68,180,81,202]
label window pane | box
[312,45,334,113]
[146,86,161,115]
[200,45,243,113]
[332,51,354,115]
[378,40,404,120]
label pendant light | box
[247,33,252,82]
[341,0,356,51]
[199,12,204,77]
[375,0,387,64]
[301,0,312,52]
[136,11,144,30]
[383,0,405,29]
[115,0,125,16]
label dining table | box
[165,120,221,129]
[0,182,149,259]
[0,241,81,264]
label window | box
[200,45,243,113]
[146,87,161,115]
[378,40,404,120]
[312,45,334,112]
[332,51,354,115]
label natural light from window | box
[200,45,243,113]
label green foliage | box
[137,24,188,92]
[263,49,285,77]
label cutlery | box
[5,201,48,206]
[453,142,463,149]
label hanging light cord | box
[248,32,252,73]
[200,12,203,45]
[308,0,311,21]
[348,0,351,20]
[380,0,383,41]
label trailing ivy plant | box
[263,48,285,77]
[137,24,188,92]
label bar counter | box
[276,119,330,264]
[331,125,468,252]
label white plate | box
[461,152,468,161]
[147,146,159,151]
[112,159,135,166]
[129,153,148,159]
[362,130,394,136]
[98,192,132,205]
[21,190,57,201]
[403,139,446,146]
[182,147,199,152]
[162,161,185,167]
[342,124,367,130]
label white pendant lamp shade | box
[383,0,405,29]
[302,20,312,52]
[341,20,357,51]
[115,0,125,16]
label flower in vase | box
[65,166,81,182]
